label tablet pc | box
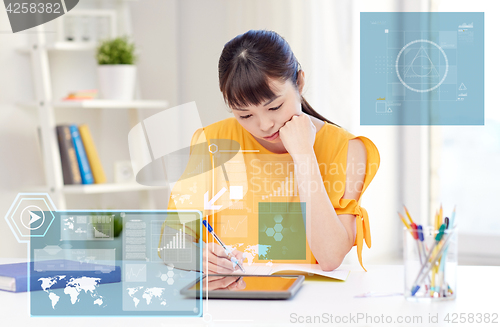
[180,274,304,299]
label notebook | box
[233,263,349,281]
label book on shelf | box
[79,124,107,184]
[56,125,82,185]
[69,125,94,184]
[56,124,107,185]
[62,89,98,101]
[0,260,121,293]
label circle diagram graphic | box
[20,205,46,230]
[395,39,448,93]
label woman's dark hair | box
[218,29,339,127]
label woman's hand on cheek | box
[279,114,316,157]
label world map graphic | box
[38,276,105,309]
[126,286,168,307]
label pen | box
[417,225,427,255]
[430,215,437,297]
[413,236,452,296]
[436,217,449,295]
[399,210,427,262]
[417,225,432,287]
[410,224,451,296]
[399,212,422,261]
[438,216,456,297]
[410,222,425,264]
[202,219,245,273]
[400,211,432,289]
[431,207,444,296]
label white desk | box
[1,263,499,327]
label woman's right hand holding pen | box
[203,242,244,275]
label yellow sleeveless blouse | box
[161,117,380,271]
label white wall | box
[0,10,40,258]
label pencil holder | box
[403,226,457,301]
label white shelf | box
[17,42,97,53]
[27,183,169,194]
[18,100,168,109]
[62,183,169,194]
[20,0,165,210]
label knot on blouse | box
[337,198,371,272]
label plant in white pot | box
[96,36,137,101]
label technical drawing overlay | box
[361,12,484,125]
[29,210,202,317]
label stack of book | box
[56,124,107,185]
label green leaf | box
[96,36,137,65]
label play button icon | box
[20,206,45,231]
[29,211,42,225]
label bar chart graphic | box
[165,223,186,249]
[155,222,192,263]
[93,226,111,238]
[261,171,298,200]
[61,214,114,240]
[90,215,113,238]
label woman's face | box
[230,78,302,145]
